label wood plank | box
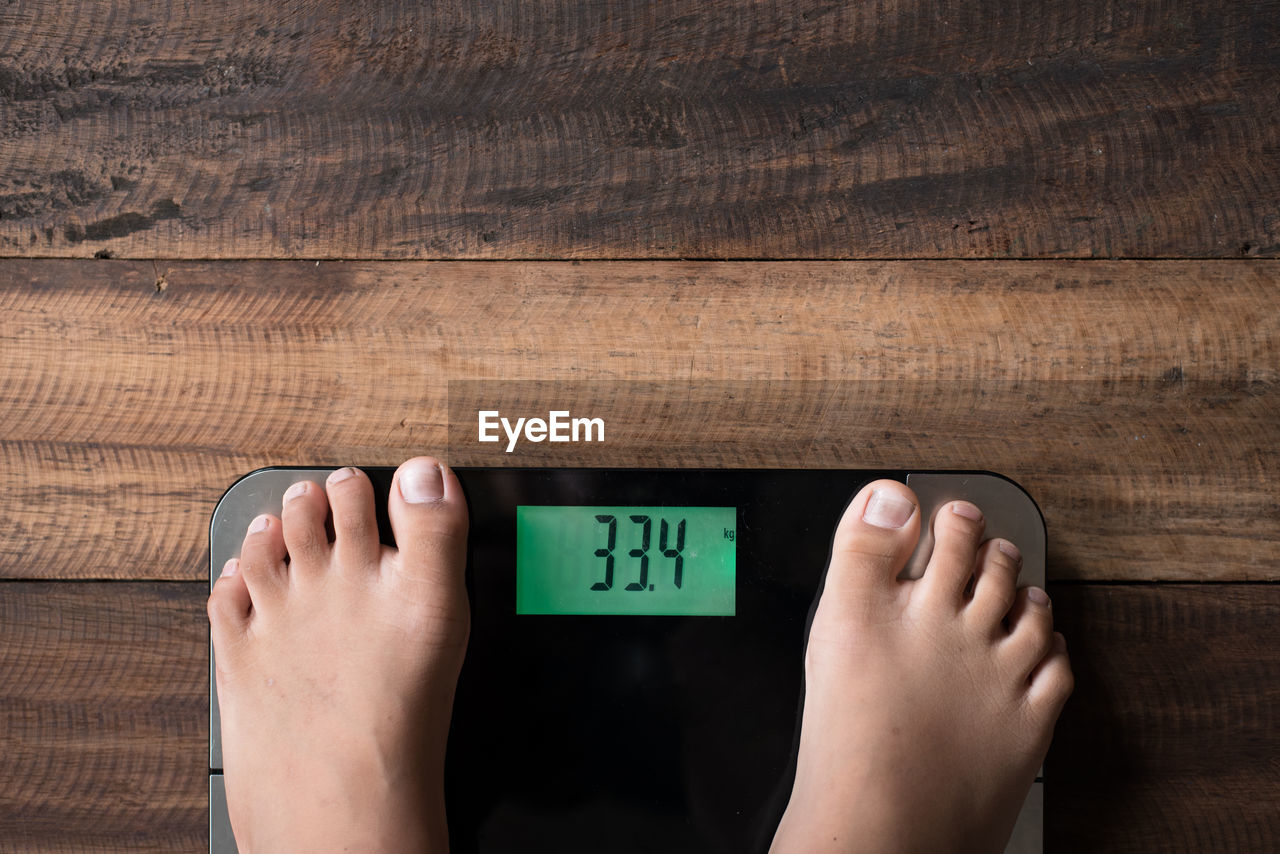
[1,259,1276,582]
[0,582,1274,851]
[0,582,208,852]
[1,1,1277,259]
[1047,584,1280,852]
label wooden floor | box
[1,1,1277,851]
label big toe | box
[821,480,921,602]
[387,457,469,589]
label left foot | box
[208,458,470,853]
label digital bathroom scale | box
[209,468,1046,853]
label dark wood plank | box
[2,259,1276,581]
[1048,584,1280,852]
[0,582,208,852]
[1,1,1276,259]
[0,582,1274,851]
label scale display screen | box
[516,505,736,615]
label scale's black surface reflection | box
[394,468,873,854]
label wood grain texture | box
[1,0,1277,259]
[0,582,1274,851]
[1,259,1276,581]
[0,583,208,853]
[1048,584,1280,852]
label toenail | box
[997,539,1022,564]
[221,558,239,577]
[863,489,915,529]
[328,467,357,484]
[248,514,270,534]
[283,481,309,504]
[951,501,983,522]
[400,459,445,503]
[1027,586,1051,607]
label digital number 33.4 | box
[590,514,686,592]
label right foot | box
[771,480,1073,854]
[208,457,470,853]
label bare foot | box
[208,458,469,853]
[771,480,1073,854]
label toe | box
[280,479,330,578]
[325,467,381,574]
[966,538,1022,631]
[1002,586,1056,682]
[822,480,920,601]
[208,558,252,649]
[239,514,288,610]
[917,500,985,608]
[387,457,469,587]
[1027,632,1075,715]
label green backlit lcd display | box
[517,505,736,615]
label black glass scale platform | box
[209,468,1046,854]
